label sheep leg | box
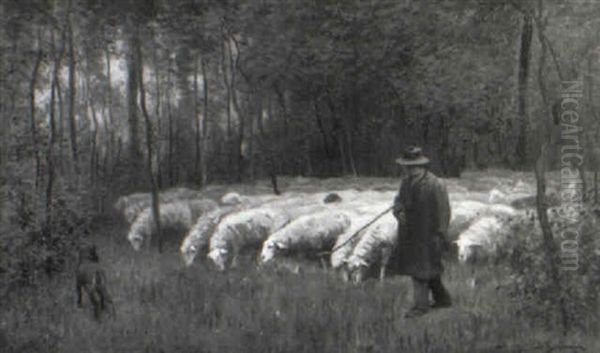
[319,257,327,270]
[340,265,350,282]
[230,249,239,268]
[379,248,391,281]
[379,265,386,281]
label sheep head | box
[260,241,287,264]
[180,244,198,267]
[346,257,369,283]
[455,240,484,263]
[208,248,229,271]
[128,230,144,251]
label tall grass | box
[2,221,597,353]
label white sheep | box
[329,200,396,274]
[207,207,290,271]
[127,199,217,251]
[330,213,374,271]
[115,188,204,223]
[259,210,351,264]
[448,200,488,239]
[488,188,508,204]
[180,206,238,266]
[221,192,245,206]
[345,213,398,283]
[454,216,503,263]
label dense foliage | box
[0,0,599,346]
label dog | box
[75,245,116,320]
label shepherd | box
[393,146,452,318]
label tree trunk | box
[193,58,201,177]
[45,29,62,234]
[256,92,280,194]
[166,52,175,186]
[534,14,569,334]
[228,40,244,182]
[312,96,331,158]
[136,37,163,252]
[153,40,162,189]
[200,57,209,187]
[29,31,43,189]
[67,1,79,173]
[515,14,533,166]
[221,40,233,180]
[87,74,100,188]
[104,46,114,183]
[127,25,142,176]
[248,92,257,181]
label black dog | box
[76,245,116,320]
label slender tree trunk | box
[46,30,58,234]
[200,57,209,187]
[104,46,114,183]
[346,94,359,176]
[248,92,257,181]
[88,76,100,187]
[193,58,201,177]
[153,43,162,189]
[312,96,331,158]
[136,37,162,252]
[127,24,142,177]
[67,1,79,173]
[166,55,175,186]
[228,40,244,182]
[29,31,43,189]
[515,14,533,166]
[55,66,65,175]
[534,14,569,334]
[265,93,281,193]
[221,40,233,179]
[328,96,347,174]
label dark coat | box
[393,171,451,279]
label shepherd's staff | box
[317,205,395,257]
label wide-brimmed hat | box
[395,146,430,165]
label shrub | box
[505,209,600,333]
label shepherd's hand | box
[393,209,406,226]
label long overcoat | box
[393,171,451,279]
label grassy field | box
[1,171,599,352]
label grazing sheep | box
[345,213,398,283]
[448,200,488,241]
[329,201,395,278]
[454,216,503,263]
[259,210,351,264]
[127,199,217,251]
[76,245,116,320]
[180,206,238,266]
[221,192,245,206]
[115,188,204,223]
[323,193,343,204]
[330,213,375,271]
[486,203,517,217]
[488,189,507,204]
[207,207,290,271]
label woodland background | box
[1,1,600,351]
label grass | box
[2,171,599,352]
[2,224,597,352]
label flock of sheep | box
[113,179,590,282]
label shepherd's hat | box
[395,146,430,166]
